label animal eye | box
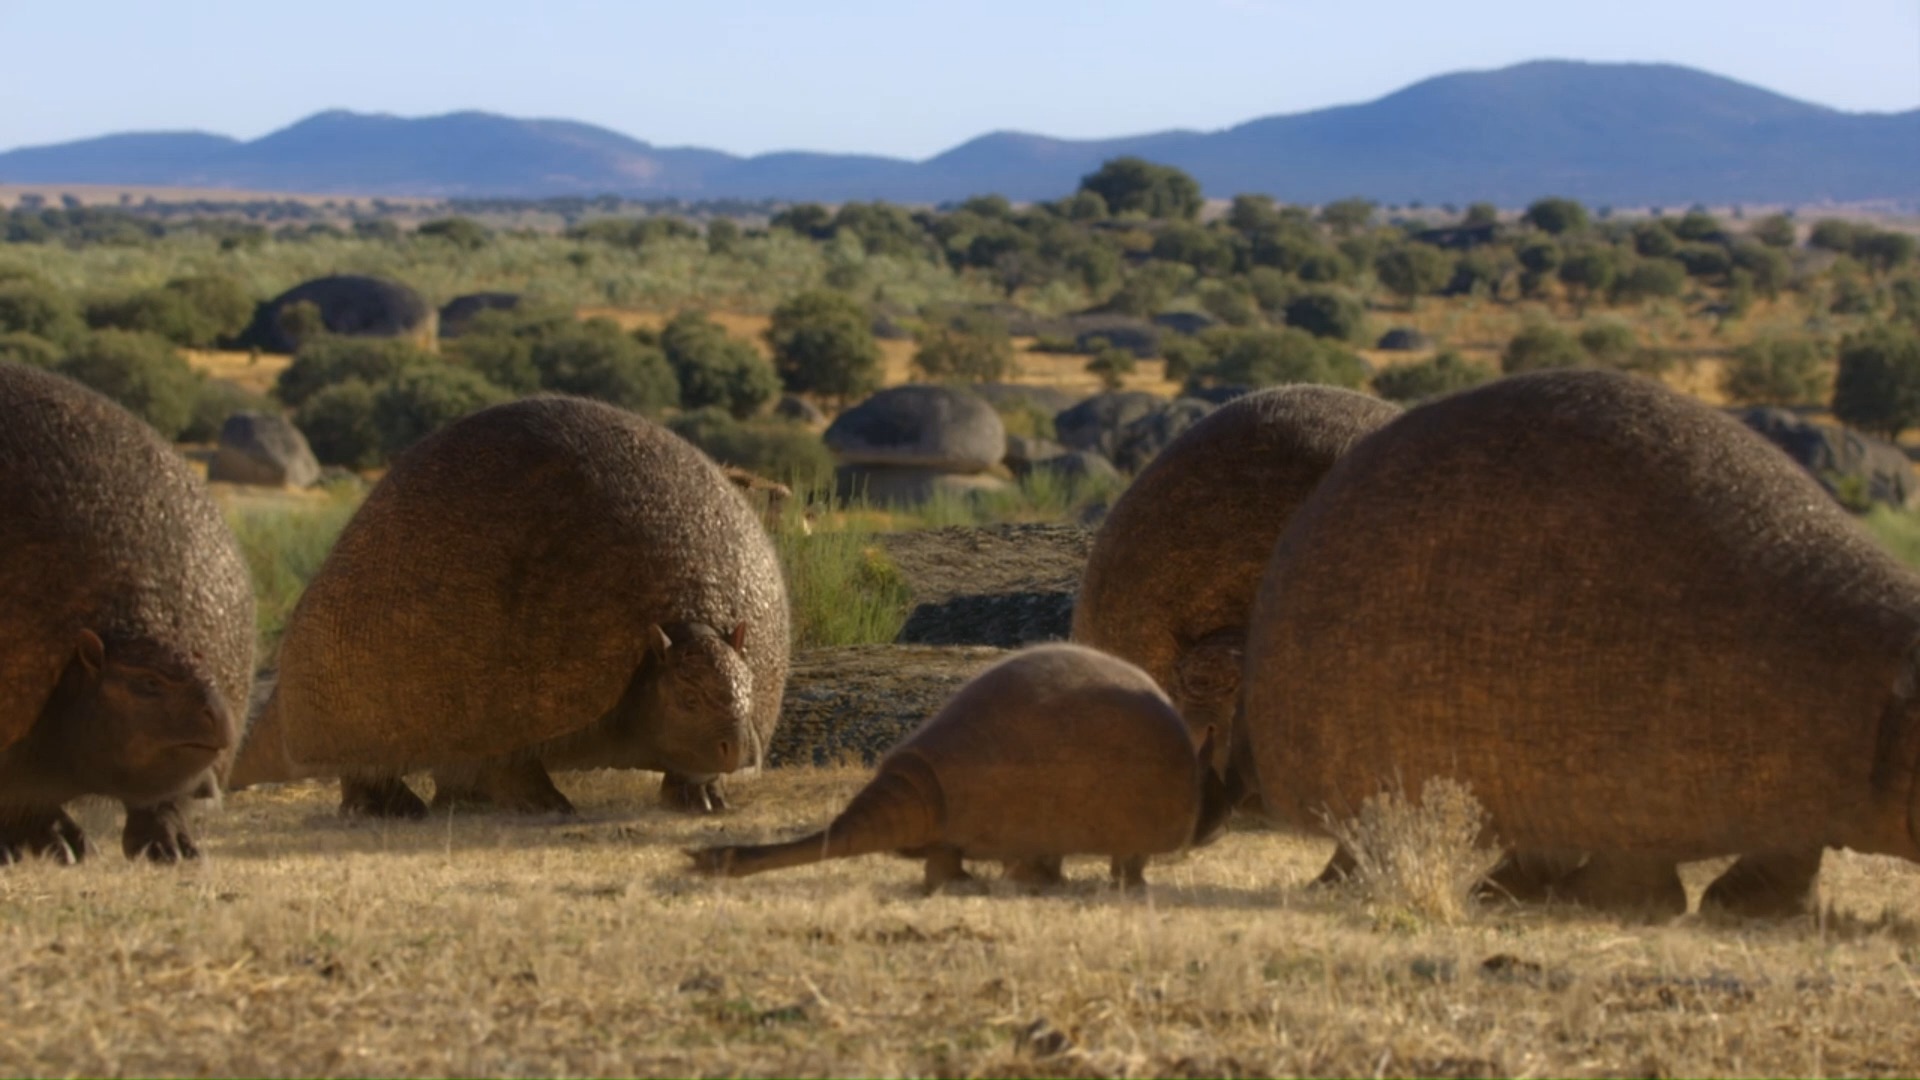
[130,675,166,698]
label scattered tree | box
[765,290,881,404]
[1831,323,1920,439]
[1076,158,1203,221]
[56,330,199,437]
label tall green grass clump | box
[773,501,913,649]
[225,487,362,657]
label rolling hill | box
[2,61,1914,206]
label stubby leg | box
[1555,853,1687,916]
[1312,843,1358,885]
[0,807,87,864]
[339,775,429,819]
[1003,856,1065,888]
[1110,855,1149,890]
[659,771,728,814]
[432,759,574,815]
[1477,849,1584,903]
[122,800,198,862]
[920,845,972,894]
[1700,849,1823,918]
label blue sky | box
[2,0,1916,158]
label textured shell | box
[1072,386,1399,730]
[262,396,789,770]
[885,643,1199,860]
[0,364,255,757]
[1243,370,1920,862]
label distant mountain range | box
[3,61,1917,206]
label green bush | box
[1522,197,1589,235]
[295,380,383,469]
[1192,326,1367,389]
[765,290,881,404]
[911,309,1014,382]
[775,515,913,650]
[1612,258,1687,302]
[1103,260,1195,317]
[1374,242,1453,305]
[1086,346,1136,390]
[0,277,84,345]
[527,317,678,412]
[1831,323,1920,439]
[180,378,271,443]
[1501,324,1584,374]
[0,331,62,368]
[661,310,781,418]
[277,337,436,407]
[1576,320,1670,375]
[1159,335,1210,383]
[372,365,511,460]
[1722,338,1829,406]
[667,408,835,488]
[1076,157,1203,221]
[1749,214,1797,249]
[1282,288,1366,341]
[1372,350,1495,403]
[1197,281,1260,326]
[85,274,254,347]
[416,217,491,250]
[56,330,199,437]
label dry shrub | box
[1321,777,1501,925]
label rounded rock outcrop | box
[824,384,1006,473]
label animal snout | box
[716,738,741,773]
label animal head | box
[644,621,756,777]
[1173,632,1244,737]
[55,630,234,801]
[1189,725,1236,847]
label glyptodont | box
[1072,385,1399,769]
[1241,369,1920,916]
[0,364,254,862]
[230,395,790,817]
[689,643,1232,891]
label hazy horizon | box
[3,0,1917,159]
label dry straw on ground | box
[1320,777,1502,927]
[3,768,1919,1077]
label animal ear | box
[75,629,105,673]
[647,624,673,661]
[728,621,748,652]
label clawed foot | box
[660,774,729,814]
[340,777,430,819]
[123,802,199,862]
[0,808,89,865]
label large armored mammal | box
[0,363,255,861]
[1072,385,1399,767]
[1241,369,1920,915]
[230,395,789,816]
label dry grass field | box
[5,769,1919,1077]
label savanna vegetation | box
[6,165,1920,1077]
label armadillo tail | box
[686,753,944,878]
